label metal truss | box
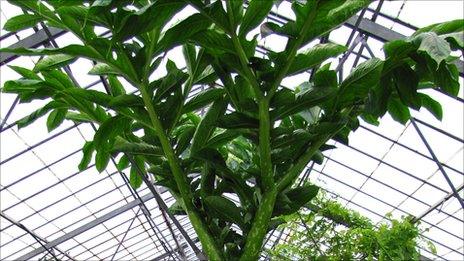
[1,1,463,260]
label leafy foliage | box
[1,0,461,260]
[269,191,435,261]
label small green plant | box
[1,0,462,260]
[268,191,436,260]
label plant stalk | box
[239,187,278,261]
[139,85,224,260]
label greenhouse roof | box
[0,1,463,260]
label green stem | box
[226,0,263,100]
[258,98,274,191]
[239,187,278,261]
[139,85,224,260]
[267,1,320,98]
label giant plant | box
[1,0,462,260]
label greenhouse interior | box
[0,0,463,260]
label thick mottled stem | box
[239,187,278,261]
[139,85,224,260]
[258,98,274,191]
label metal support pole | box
[410,118,464,209]
[110,207,142,261]
[0,211,75,261]
[126,155,206,260]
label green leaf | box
[204,196,243,227]
[287,43,347,76]
[441,32,464,49]
[338,58,384,107]
[129,156,145,189]
[285,183,319,214]
[46,108,68,132]
[117,154,129,171]
[168,200,186,215]
[300,0,370,46]
[392,64,420,110]
[0,45,103,63]
[190,96,227,155]
[175,125,196,155]
[183,88,224,114]
[413,19,464,36]
[4,14,43,32]
[217,112,259,129]
[65,112,93,123]
[388,98,411,125]
[16,101,67,129]
[191,30,235,56]
[93,115,131,149]
[109,94,144,108]
[107,76,126,96]
[155,13,212,55]
[188,0,230,32]
[95,149,110,172]
[239,0,274,36]
[433,62,460,96]
[272,83,336,120]
[206,130,241,148]
[2,79,44,93]
[112,138,164,156]
[88,63,120,75]
[63,88,113,108]
[419,93,443,121]
[79,141,95,171]
[113,0,186,41]
[8,65,42,80]
[413,32,452,67]
[34,54,76,72]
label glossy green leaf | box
[272,83,336,120]
[155,13,212,55]
[413,19,464,36]
[34,54,76,72]
[95,149,110,173]
[392,64,420,110]
[113,0,186,41]
[239,0,274,36]
[285,183,319,214]
[433,62,460,96]
[191,30,235,56]
[109,94,144,108]
[16,101,67,129]
[337,58,384,107]
[190,96,227,154]
[117,154,129,171]
[204,196,243,227]
[79,141,95,171]
[93,115,131,149]
[3,14,43,32]
[441,32,464,49]
[188,0,230,32]
[287,43,346,76]
[413,32,452,67]
[112,138,164,156]
[419,93,443,121]
[182,88,224,113]
[88,63,120,75]
[107,76,126,96]
[0,45,103,63]
[217,112,259,129]
[388,98,411,125]
[8,65,42,80]
[63,88,113,108]
[129,156,145,189]
[46,108,68,132]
